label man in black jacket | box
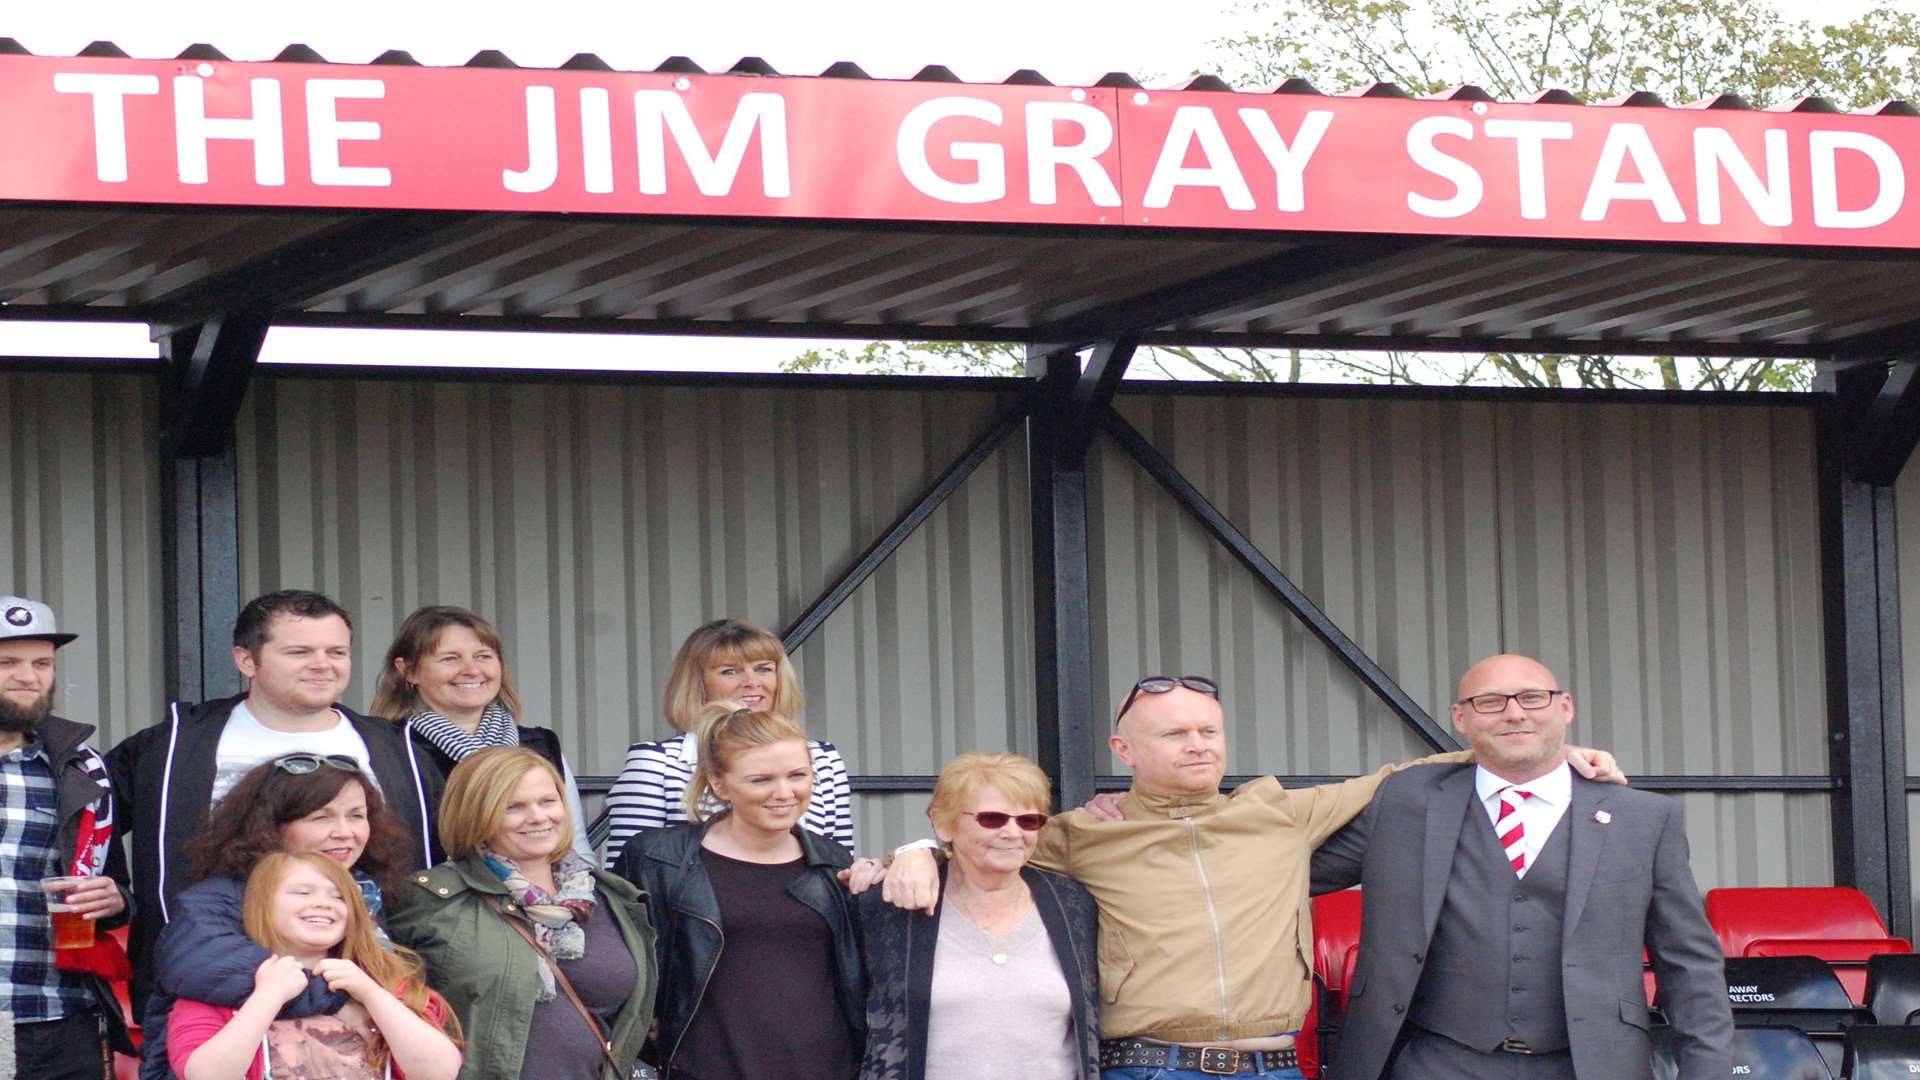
[106,589,442,1016]
[0,595,136,1079]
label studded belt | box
[1098,1038,1298,1075]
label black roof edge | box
[1603,90,1668,107]
[5,46,1914,114]
[1267,77,1323,95]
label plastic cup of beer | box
[41,876,95,950]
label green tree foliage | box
[787,1,1918,389]
[1217,0,1919,108]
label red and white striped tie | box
[1497,788,1533,876]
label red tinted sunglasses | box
[964,811,1050,831]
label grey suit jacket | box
[1310,764,1732,1080]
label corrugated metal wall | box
[1097,394,1831,892]
[0,368,1859,895]
[0,370,164,747]
[1897,453,1920,929]
[232,375,1034,849]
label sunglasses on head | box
[1115,674,1220,724]
[273,753,364,776]
[963,810,1050,831]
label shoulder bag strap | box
[484,895,625,1078]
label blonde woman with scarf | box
[388,748,656,1080]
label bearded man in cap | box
[0,596,135,1079]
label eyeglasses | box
[963,811,1050,832]
[273,753,365,776]
[1115,674,1220,723]
[1456,689,1566,714]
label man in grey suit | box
[1311,654,1732,1080]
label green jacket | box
[387,857,658,1080]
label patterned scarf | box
[408,702,520,762]
[481,847,596,1001]
[355,871,392,949]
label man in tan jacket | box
[884,674,1620,1079]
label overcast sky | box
[0,0,1901,372]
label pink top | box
[169,998,443,1080]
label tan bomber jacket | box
[1030,751,1472,1044]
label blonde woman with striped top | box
[603,619,852,861]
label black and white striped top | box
[603,731,853,861]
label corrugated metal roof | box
[1,43,1915,358]
[1,39,1910,114]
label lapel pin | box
[1593,810,1612,824]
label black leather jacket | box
[614,821,865,1077]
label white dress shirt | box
[1475,761,1572,877]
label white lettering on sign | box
[1484,118,1574,220]
[504,86,559,193]
[1239,108,1333,213]
[897,97,1007,204]
[305,79,390,187]
[1406,115,1481,218]
[173,76,285,186]
[581,88,613,194]
[635,90,790,198]
[1726,984,1777,1002]
[51,72,161,182]
[1025,101,1120,207]
[1143,106,1254,210]
[1581,123,1685,222]
[1810,130,1905,229]
[1695,127,1789,227]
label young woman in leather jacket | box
[614,703,864,1080]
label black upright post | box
[1815,359,1913,940]
[1028,346,1097,811]
[157,316,261,704]
[160,451,242,703]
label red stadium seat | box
[1704,887,1896,959]
[1308,889,1365,1078]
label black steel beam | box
[1103,409,1463,753]
[1028,344,1105,811]
[780,392,1030,652]
[567,773,1840,796]
[1815,358,1913,940]
[1849,359,1920,485]
[159,309,270,458]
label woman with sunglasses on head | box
[139,753,425,1080]
[387,747,656,1080]
[167,852,462,1080]
[614,703,864,1080]
[373,606,593,862]
[856,752,1099,1080]
[603,618,852,862]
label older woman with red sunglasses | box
[855,752,1099,1080]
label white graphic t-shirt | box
[210,701,379,806]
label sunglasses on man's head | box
[273,753,364,776]
[1115,674,1220,724]
[963,811,1050,832]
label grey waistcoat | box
[1406,797,1575,1053]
